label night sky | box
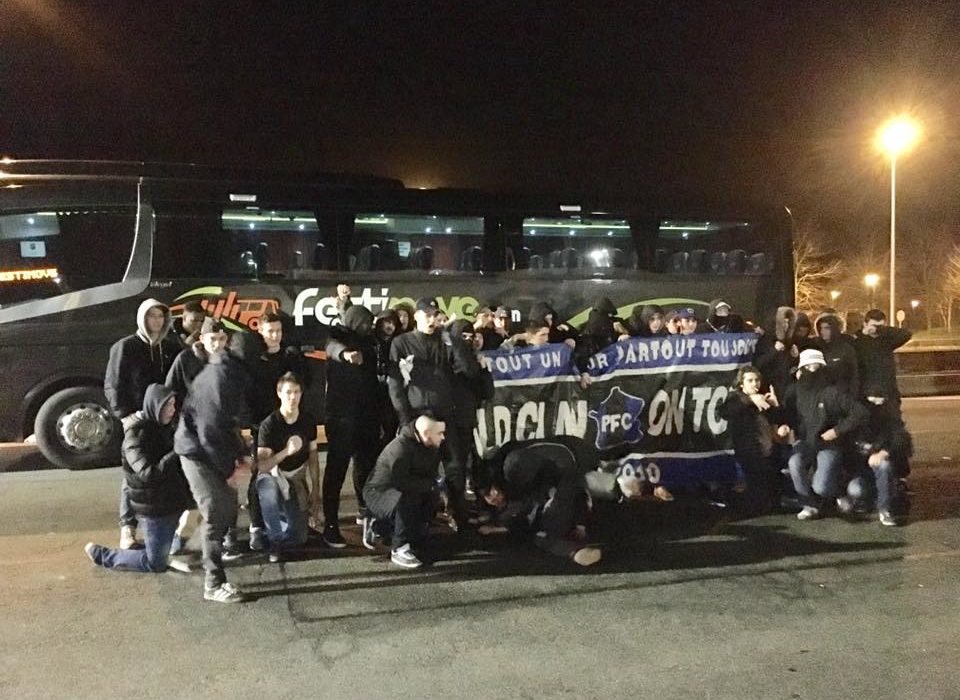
[3,1,960,227]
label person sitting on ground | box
[720,366,785,516]
[479,436,602,567]
[781,349,868,521]
[255,372,321,561]
[362,416,446,569]
[84,384,194,574]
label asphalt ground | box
[1,397,958,700]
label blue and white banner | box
[474,333,759,489]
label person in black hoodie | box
[720,366,785,515]
[479,436,602,567]
[706,299,746,333]
[174,334,253,603]
[104,298,182,550]
[529,301,578,347]
[84,384,193,573]
[388,297,481,530]
[783,349,868,521]
[813,311,859,397]
[842,383,912,526]
[362,416,446,568]
[754,306,799,399]
[374,308,401,451]
[792,312,815,351]
[322,305,381,547]
[165,317,230,408]
[447,319,495,491]
[627,304,666,337]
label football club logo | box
[587,386,646,450]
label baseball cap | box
[714,300,731,311]
[796,348,827,370]
[415,297,440,314]
[676,307,698,320]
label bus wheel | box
[34,387,121,470]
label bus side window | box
[352,214,483,273]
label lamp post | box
[830,290,841,304]
[876,116,921,322]
[864,273,880,309]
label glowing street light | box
[876,115,921,322]
[830,290,841,302]
[910,299,920,310]
[864,273,880,309]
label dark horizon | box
[3,1,960,227]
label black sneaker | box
[323,525,347,549]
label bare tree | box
[793,220,842,312]
[900,224,956,330]
[944,244,960,330]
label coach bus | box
[0,160,793,469]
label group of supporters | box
[82,287,912,604]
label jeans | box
[363,486,433,550]
[118,479,137,528]
[256,473,308,552]
[89,513,179,573]
[180,457,238,589]
[846,458,895,513]
[788,446,842,508]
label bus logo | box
[170,286,279,332]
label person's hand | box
[557,324,570,331]
[618,333,631,342]
[564,338,576,349]
[336,284,351,300]
[867,396,886,405]
[343,350,363,365]
[478,524,509,536]
[613,321,629,336]
[579,372,592,390]
[285,434,303,457]
[774,340,785,352]
[820,428,839,442]
[765,385,779,407]
[776,424,791,438]
[754,325,765,336]
[790,344,799,358]
[749,393,771,411]
[868,449,890,468]
[571,524,588,542]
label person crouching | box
[84,384,194,574]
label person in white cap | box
[781,349,868,521]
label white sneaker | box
[167,558,191,574]
[797,506,820,521]
[119,525,137,550]
[572,546,602,567]
[248,527,266,552]
[203,582,245,603]
[390,544,423,569]
[879,510,898,527]
[835,497,853,514]
[83,542,98,563]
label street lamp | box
[876,115,921,322]
[830,290,841,303]
[864,273,880,309]
[910,299,920,310]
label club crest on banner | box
[588,386,646,450]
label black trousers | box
[363,486,434,550]
[323,415,380,527]
[440,419,471,520]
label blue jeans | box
[846,458,895,512]
[788,446,841,508]
[256,473,308,552]
[88,514,179,573]
[118,479,137,528]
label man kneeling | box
[84,384,194,573]
[362,416,445,569]
[481,437,602,567]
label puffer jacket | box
[123,384,194,517]
[813,311,859,397]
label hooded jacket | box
[575,309,617,371]
[782,369,868,453]
[375,308,401,381]
[813,312,859,397]
[530,301,578,344]
[628,304,667,337]
[324,305,380,418]
[165,341,210,407]
[104,298,182,419]
[754,306,798,398]
[706,299,746,333]
[447,319,494,429]
[174,350,252,478]
[363,422,442,494]
[388,323,481,426]
[123,384,194,517]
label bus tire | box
[34,387,121,470]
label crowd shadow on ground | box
[236,497,908,615]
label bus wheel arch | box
[34,386,121,470]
